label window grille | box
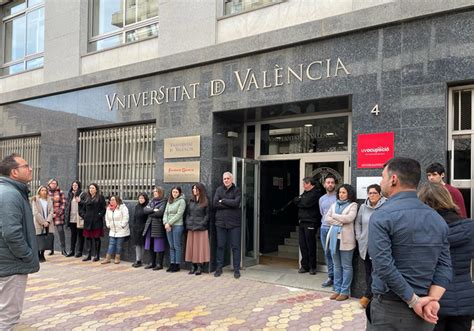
[78,123,156,200]
[0,135,41,194]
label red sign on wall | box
[357,132,394,168]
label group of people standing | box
[295,159,473,330]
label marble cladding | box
[1,9,473,284]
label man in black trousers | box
[294,177,322,275]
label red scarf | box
[108,203,117,211]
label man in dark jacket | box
[213,172,242,279]
[294,177,322,275]
[0,154,40,330]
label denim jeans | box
[320,226,334,279]
[215,226,241,271]
[331,240,354,295]
[166,225,184,264]
[107,236,125,255]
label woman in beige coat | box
[31,185,54,262]
[326,184,358,301]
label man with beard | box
[319,174,337,287]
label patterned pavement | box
[16,254,368,330]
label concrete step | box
[276,250,299,259]
[290,232,299,239]
[284,238,298,246]
[278,244,299,253]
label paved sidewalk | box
[16,254,367,330]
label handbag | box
[37,227,54,251]
[76,210,84,229]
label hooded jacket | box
[355,196,386,259]
[0,176,40,277]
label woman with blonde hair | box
[31,185,54,262]
[418,182,474,331]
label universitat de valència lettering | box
[105,57,350,111]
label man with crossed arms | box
[367,157,451,330]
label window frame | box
[220,0,284,19]
[87,0,159,53]
[1,0,44,76]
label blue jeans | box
[331,241,354,295]
[166,225,184,264]
[215,226,241,271]
[320,226,334,279]
[107,237,125,255]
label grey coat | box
[355,196,386,259]
[0,176,40,277]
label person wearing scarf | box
[102,195,130,264]
[326,184,358,301]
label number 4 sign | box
[371,104,379,116]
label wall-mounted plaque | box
[164,135,200,159]
[164,161,200,183]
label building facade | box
[1,0,474,294]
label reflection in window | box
[89,0,159,52]
[453,136,471,180]
[261,117,349,155]
[2,0,44,76]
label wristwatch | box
[407,294,420,309]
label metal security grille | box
[0,135,41,194]
[78,123,156,200]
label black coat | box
[186,199,209,231]
[79,194,106,231]
[131,202,148,246]
[438,210,474,317]
[143,198,166,238]
[213,184,241,229]
[294,186,322,226]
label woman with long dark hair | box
[131,193,149,267]
[163,186,186,272]
[185,183,210,275]
[143,187,167,270]
[64,180,84,257]
[326,184,358,301]
[79,183,106,262]
[418,182,474,331]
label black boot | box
[93,238,101,262]
[166,263,174,272]
[66,250,75,257]
[48,250,54,256]
[76,234,84,257]
[132,261,143,268]
[195,264,202,276]
[189,264,197,275]
[82,238,92,261]
[61,247,68,256]
[153,252,163,271]
[145,252,157,269]
[171,263,180,273]
[39,251,46,263]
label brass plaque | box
[164,161,200,183]
[164,135,200,159]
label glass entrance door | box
[300,155,350,272]
[233,157,260,267]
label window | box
[78,123,156,200]
[1,0,44,76]
[89,0,158,52]
[449,86,473,218]
[223,0,282,16]
[0,135,41,194]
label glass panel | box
[2,62,25,75]
[28,0,44,6]
[26,56,43,70]
[243,161,256,262]
[260,117,348,155]
[4,16,26,63]
[453,136,471,180]
[245,125,255,159]
[125,23,158,43]
[459,189,471,218]
[89,34,123,51]
[224,0,281,15]
[125,0,137,25]
[460,91,472,130]
[92,0,122,36]
[138,0,159,21]
[4,0,27,17]
[454,91,459,131]
[26,7,44,55]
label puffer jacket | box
[143,198,166,238]
[213,184,241,229]
[31,196,55,235]
[0,176,40,277]
[355,196,386,259]
[105,204,130,238]
[437,210,474,316]
[186,198,209,231]
[163,195,186,226]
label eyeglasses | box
[15,164,30,169]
